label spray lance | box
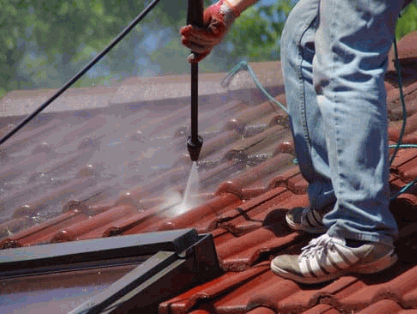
[186,0,204,162]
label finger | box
[186,31,221,46]
[181,38,212,54]
[183,31,224,50]
[181,33,215,50]
[182,21,226,45]
[187,51,210,64]
[179,25,193,36]
[189,22,226,40]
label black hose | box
[0,0,160,147]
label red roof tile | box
[357,300,404,313]
[302,304,339,314]
[247,308,276,314]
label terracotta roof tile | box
[216,271,300,312]
[389,114,417,143]
[386,31,417,87]
[247,307,276,314]
[223,101,285,134]
[389,148,417,171]
[51,203,138,242]
[356,299,404,314]
[1,209,88,248]
[159,262,270,314]
[216,228,301,271]
[13,177,97,219]
[402,286,417,308]
[301,304,340,314]
[199,162,247,193]
[214,186,290,224]
[198,130,241,160]
[157,194,242,233]
[218,153,296,194]
[335,264,417,312]
[188,310,214,314]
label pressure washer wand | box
[186,0,204,162]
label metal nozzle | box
[187,136,203,162]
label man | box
[180,0,407,284]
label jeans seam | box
[297,16,319,170]
[326,3,342,203]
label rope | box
[390,179,417,202]
[221,59,289,114]
[389,144,417,149]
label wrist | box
[221,0,257,16]
[218,0,238,25]
[221,0,241,18]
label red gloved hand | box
[180,0,239,63]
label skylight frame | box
[0,228,221,313]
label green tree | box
[396,1,417,39]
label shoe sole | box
[285,213,327,234]
[270,251,398,285]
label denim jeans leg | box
[281,0,336,212]
[313,0,402,246]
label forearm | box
[224,0,259,16]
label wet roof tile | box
[247,308,277,314]
[158,262,271,314]
[2,32,417,314]
[334,264,417,312]
[356,300,404,314]
[0,209,87,249]
[51,203,139,242]
[301,304,339,314]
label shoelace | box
[299,234,336,260]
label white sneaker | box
[285,207,328,234]
[270,234,398,284]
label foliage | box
[396,1,417,39]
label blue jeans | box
[281,0,403,246]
